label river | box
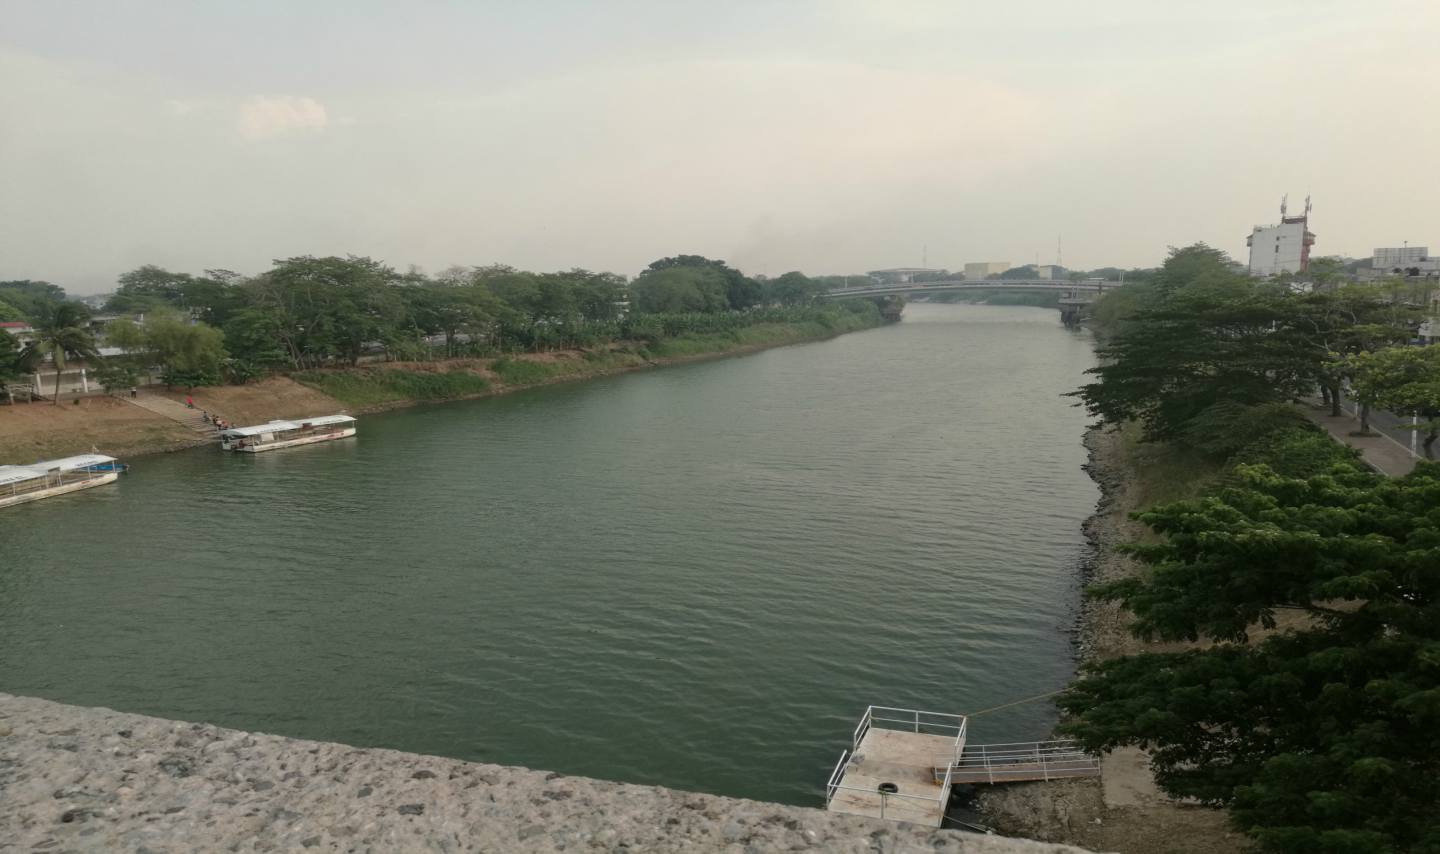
[0,303,1098,806]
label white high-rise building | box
[1246,196,1315,277]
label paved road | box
[1307,399,1427,476]
[1333,397,1429,460]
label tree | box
[629,267,730,314]
[143,312,228,387]
[767,271,823,306]
[0,280,67,319]
[0,328,28,383]
[221,309,290,381]
[22,302,99,404]
[1073,248,1315,444]
[1059,459,1440,852]
[643,255,761,310]
[94,361,140,394]
[1291,285,1415,423]
[107,265,192,313]
[248,256,405,367]
[1349,345,1440,458]
[0,298,24,322]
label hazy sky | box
[3,1,1438,293]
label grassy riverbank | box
[290,312,885,411]
[0,310,888,461]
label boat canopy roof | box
[0,454,118,486]
[0,465,45,487]
[40,454,118,472]
[222,415,354,437]
[295,415,355,428]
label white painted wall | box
[1247,220,1307,276]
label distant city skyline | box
[2,0,1437,294]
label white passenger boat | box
[219,415,356,453]
[0,454,127,509]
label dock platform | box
[824,707,966,827]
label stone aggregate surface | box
[0,694,1095,853]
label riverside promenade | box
[0,694,1093,853]
[1307,401,1423,476]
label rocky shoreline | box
[0,693,1093,853]
[972,427,1245,854]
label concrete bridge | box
[821,279,1116,299]
[822,279,1119,326]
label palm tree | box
[23,303,100,405]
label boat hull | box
[224,427,356,453]
[0,473,119,509]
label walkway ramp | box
[123,391,216,435]
[825,706,966,827]
[937,739,1100,785]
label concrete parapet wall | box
[0,694,1095,853]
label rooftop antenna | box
[1057,234,1063,267]
[1280,193,1288,219]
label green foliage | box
[1075,244,1418,450]
[629,266,731,314]
[1065,241,1440,851]
[1228,426,1365,479]
[144,313,228,387]
[0,298,25,322]
[1178,401,1313,457]
[1349,345,1440,458]
[766,271,825,306]
[1062,458,1440,851]
[643,255,762,310]
[293,368,491,408]
[22,302,99,404]
[0,280,67,319]
[94,361,141,393]
[0,326,32,384]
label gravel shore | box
[972,428,1245,854]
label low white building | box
[1246,197,1316,277]
[0,321,36,347]
[1370,246,1440,278]
[963,261,1011,279]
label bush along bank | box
[291,301,888,411]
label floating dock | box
[824,706,966,827]
[824,707,1103,827]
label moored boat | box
[219,415,356,453]
[0,454,126,509]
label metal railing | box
[826,749,954,820]
[854,705,967,752]
[936,739,1101,784]
[825,706,970,823]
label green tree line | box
[0,256,873,395]
[1062,245,1440,852]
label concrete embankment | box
[0,694,1092,853]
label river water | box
[0,303,1097,806]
